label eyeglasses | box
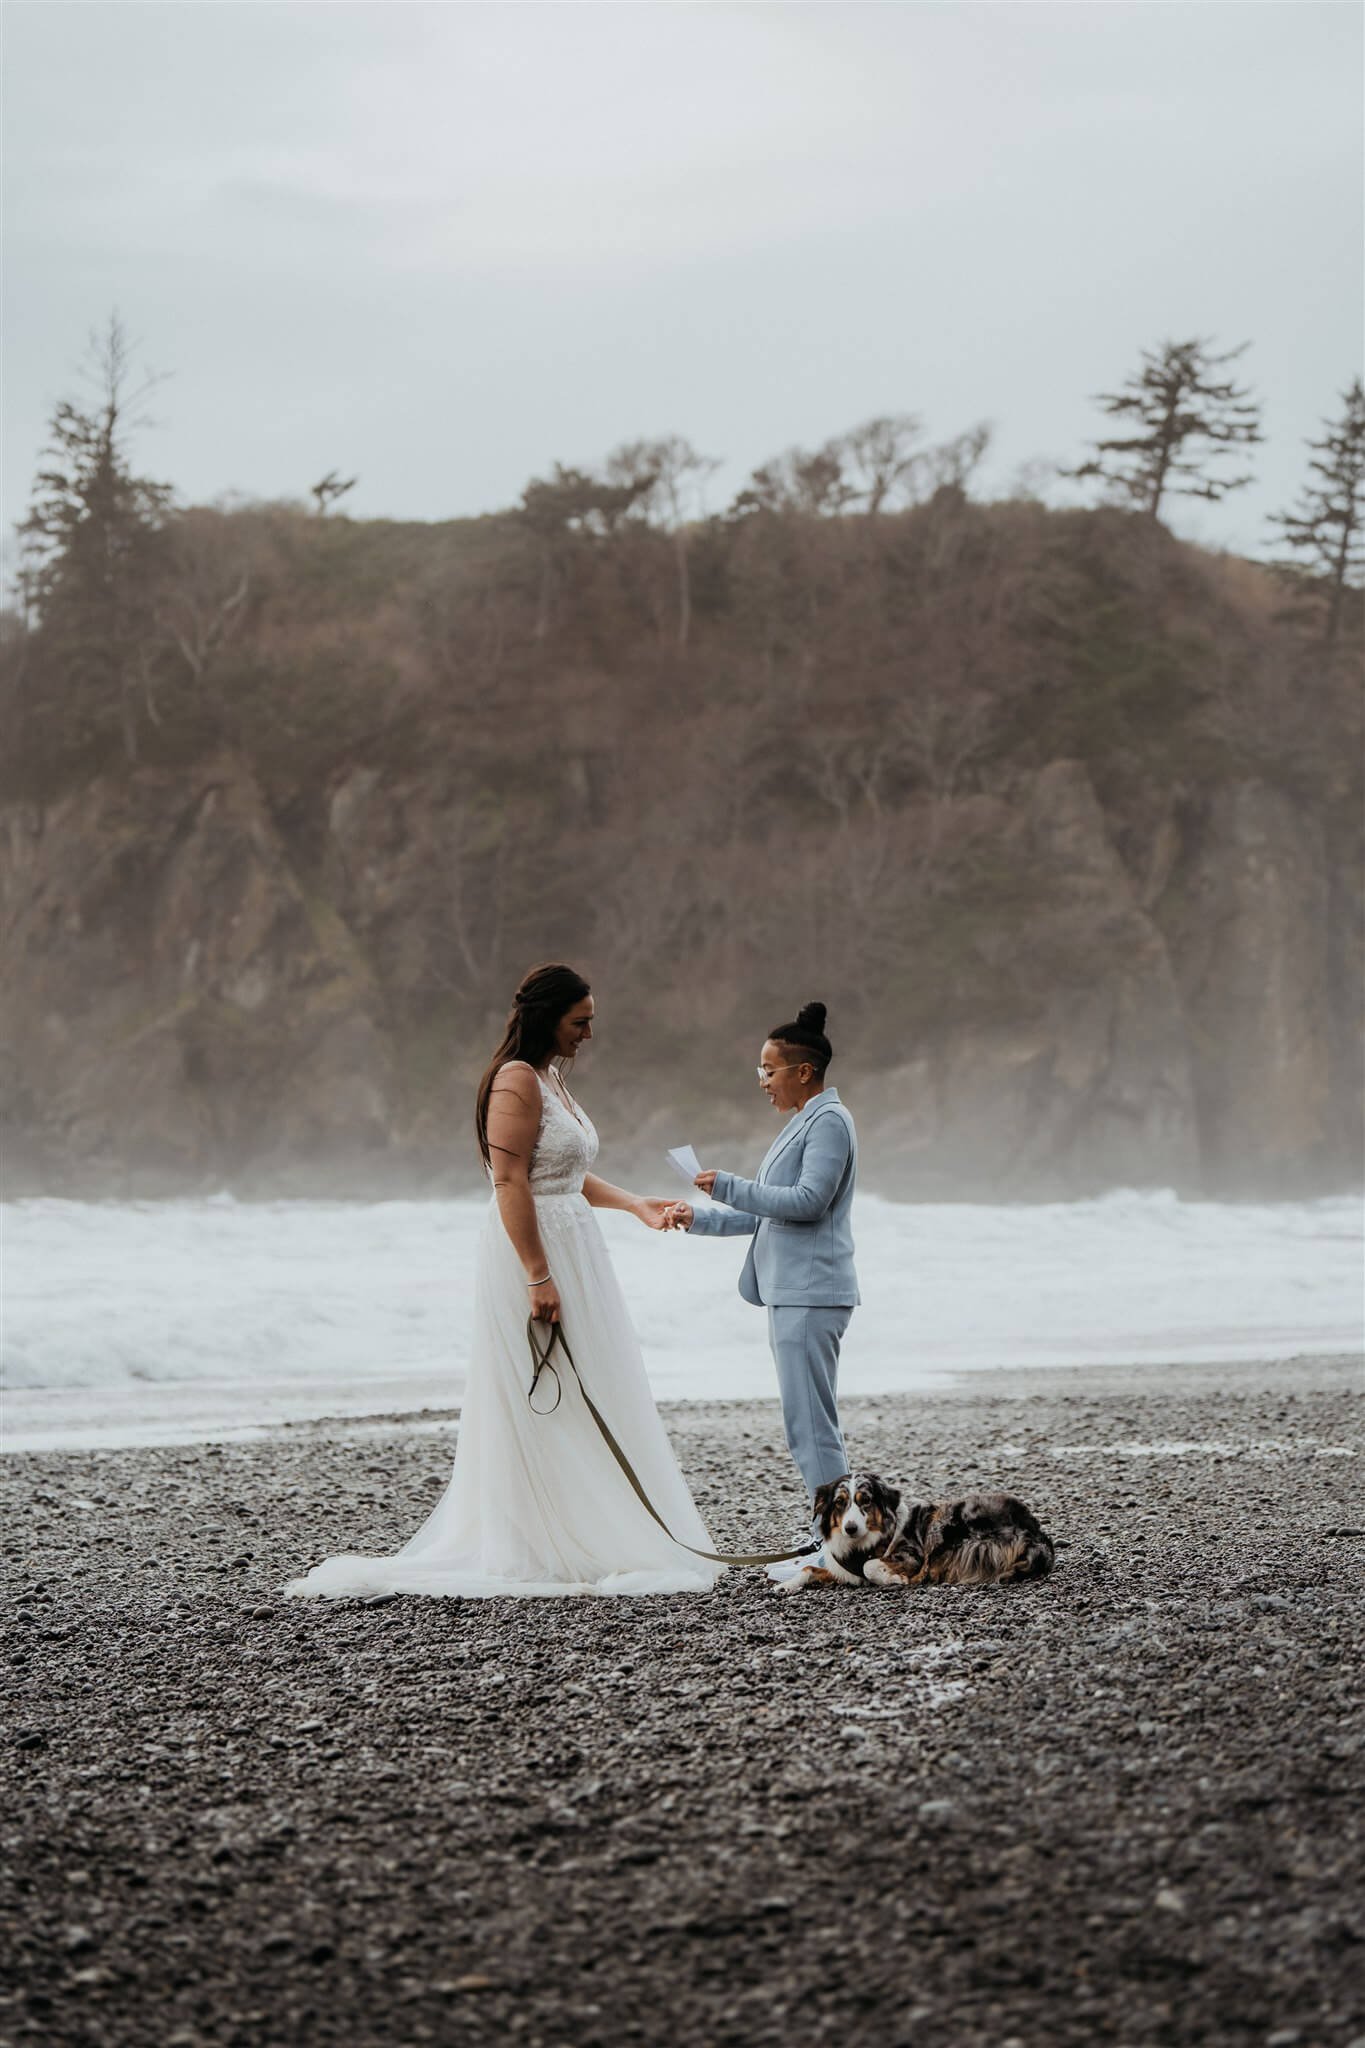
[756,1063,806,1082]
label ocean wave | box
[3,1191,1360,1409]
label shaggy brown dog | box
[783,1472,1055,1591]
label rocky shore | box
[3,1357,1362,2046]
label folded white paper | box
[665,1144,712,1204]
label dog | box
[782,1471,1055,1591]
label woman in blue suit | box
[668,1002,858,1527]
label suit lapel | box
[758,1110,809,1182]
[758,1090,844,1184]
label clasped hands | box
[637,1169,718,1234]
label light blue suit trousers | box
[688,1088,858,1500]
[765,1303,852,1500]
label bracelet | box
[526,1272,551,1287]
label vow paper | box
[666,1144,712,1205]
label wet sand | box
[3,1355,1362,2046]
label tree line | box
[2,315,1361,789]
[2,316,1360,1182]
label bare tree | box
[606,435,719,648]
[311,471,358,516]
[1007,454,1061,503]
[155,510,252,706]
[892,688,996,890]
[839,413,926,515]
[731,443,854,520]
[517,462,652,640]
[802,731,901,825]
[921,422,993,497]
[1066,337,1262,522]
[434,800,514,1001]
[1265,376,1365,648]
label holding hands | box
[661,1167,720,1230]
[658,1166,716,1229]
[621,1191,712,1231]
[631,1167,719,1233]
[530,1187,696,1321]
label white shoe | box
[766,1537,822,1585]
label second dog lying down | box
[785,1471,1055,1591]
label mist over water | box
[3,1190,1359,1450]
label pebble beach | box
[3,1355,1362,2047]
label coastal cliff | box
[1,497,1359,1196]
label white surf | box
[2,1189,1360,1450]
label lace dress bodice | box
[529,1071,599,1197]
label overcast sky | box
[4,1,1361,563]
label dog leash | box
[525,1316,813,1569]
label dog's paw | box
[777,1568,813,1594]
[863,1558,901,1588]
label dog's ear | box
[879,1482,902,1515]
[812,1482,834,1525]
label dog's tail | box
[946,1527,1055,1585]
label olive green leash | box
[525,1316,813,1570]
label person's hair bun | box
[769,998,833,1072]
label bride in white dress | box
[283,963,722,1602]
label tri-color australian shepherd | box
[785,1472,1055,1591]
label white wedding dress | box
[282,1073,723,1601]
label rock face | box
[0,751,1358,1197]
[1153,781,1337,1188]
[0,753,394,1191]
[864,763,1202,1197]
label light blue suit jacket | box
[687,1088,859,1308]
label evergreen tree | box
[1265,376,1365,648]
[1066,337,1262,523]
[17,315,174,761]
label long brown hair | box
[475,963,592,1168]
